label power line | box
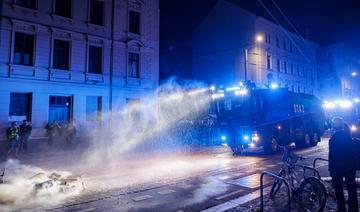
[270,0,310,48]
[256,0,311,64]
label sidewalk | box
[0,137,91,163]
[226,163,360,211]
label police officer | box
[6,122,20,158]
[19,120,32,153]
[329,117,358,212]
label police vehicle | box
[211,84,325,155]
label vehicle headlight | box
[252,134,260,142]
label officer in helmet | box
[329,117,358,212]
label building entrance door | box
[49,96,72,125]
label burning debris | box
[0,160,84,210]
[31,172,85,196]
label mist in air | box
[0,80,216,210]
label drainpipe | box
[109,0,115,127]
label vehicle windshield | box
[216,96,253,123]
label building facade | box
[317,44,360,99]
[0,0,159,137]
[192,0,317,95]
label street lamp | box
[244,34,264,81]
[352,71,357,77]
[255,34,264,43]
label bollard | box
[260,171,291,212]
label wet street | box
[32,139,330,212]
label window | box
[129,10,140,34]
[126,98,140,105]
[265,32,271,44]
[283,39,287,50]
[283,61,287,73]
[296,64,300,76]
[126,98,141,121]
[128,52,140,78]
[290,63,294,75]
[88,46,103,74]
[277,59,280,72]
[90,0,104,26]
[53,39,70,70]
[300,66,305,77]
[14,32,34,66]
[15,0,36,9]
[49,96,72,124]
[86,96,102,121]
[276,36,279,48]
[55,0,71,18]
[9,93,32,121]
[266,54,271,70]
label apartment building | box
[318,43,360,99]
[0,0,159,137]
[192,0,317,95]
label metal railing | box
[294,164,321,179]
[0,168,5,184]
[313,158,329,170]
[260,171,291,212]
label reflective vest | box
[7,127,19,140]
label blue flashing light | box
[235,89,248,96]
[243,135,250,142]
[270,83,279,89]
[226,86,240,92]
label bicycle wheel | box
[270,169,286,198]
[299,177,327,212]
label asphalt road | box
[38,139,330,212]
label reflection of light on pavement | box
[84,153,226,192]
[229,174,261,189]
[83,151,265,195]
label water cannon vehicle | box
[210,83,325,155]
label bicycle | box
[270,146,327,212]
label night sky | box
[159,0,360,80]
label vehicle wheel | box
[295,133,311,148]
[299,177,327,212]
[264,136,279,154]
[310,133,320,147]
[270,169,286,199]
